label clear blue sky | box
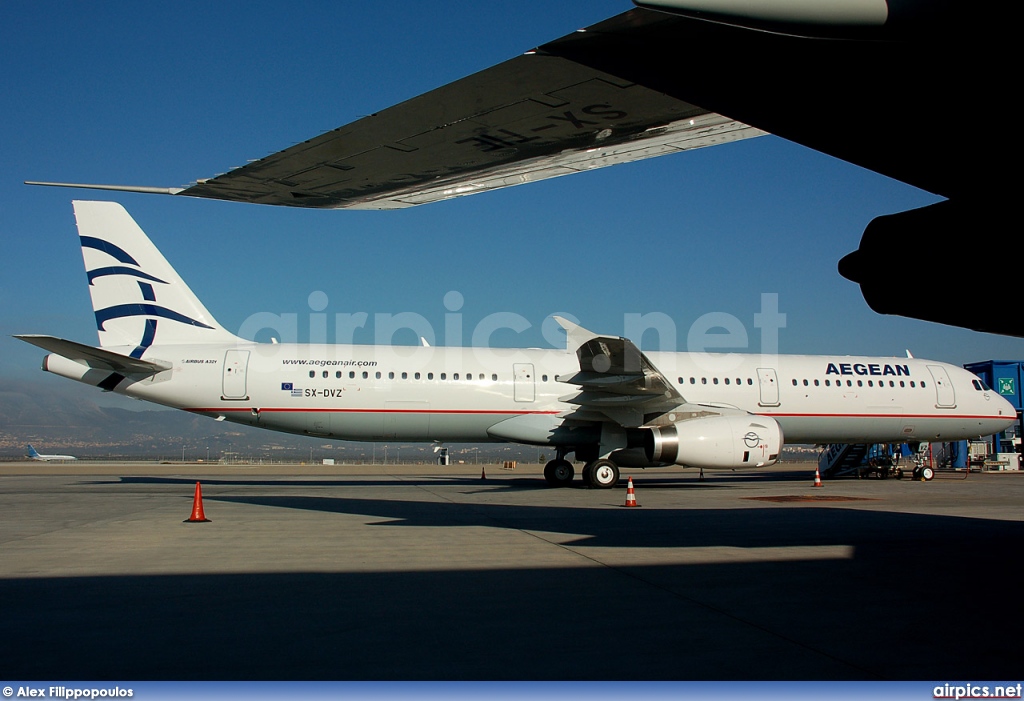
[3,0,1022,404]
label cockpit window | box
[973,379,991,391]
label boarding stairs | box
[818,443,870,478]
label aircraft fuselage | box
[44,342,1014,447]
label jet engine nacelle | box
[644,414,782,469]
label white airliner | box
[26,444,77,462]
[16,202,1016,487]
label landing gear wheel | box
[586,459,619,489]
[920,466,935,481]
[544,459,575,487]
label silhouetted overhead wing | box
[34,3,998,209]
[28,9,761,209]
[176,10,761,209]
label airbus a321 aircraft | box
[16,202,1016,487]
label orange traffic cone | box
[184,481,211,522]
[623,476,638,507]
[481,466,487,480]
[813,467,823,487]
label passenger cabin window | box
[492,374,498,381]
[309,371,315,378]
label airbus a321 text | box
[16,202,1016,487]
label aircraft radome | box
[15,202,1016,487]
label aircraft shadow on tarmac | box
[3,479,1020,681]
[1,503,1020,680]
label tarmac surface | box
[0,460,1021,680]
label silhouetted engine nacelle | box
[838,199,1024,338]
[644,415,782,469]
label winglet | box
[25,181,185,196]
[552,316,598,351]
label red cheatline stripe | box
[186,408,561,415]
[762,412,1010,420]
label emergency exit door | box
[514,363,535,402]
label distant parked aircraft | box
[27,444,78,462]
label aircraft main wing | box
[554,316,684,428]
[179,12,762,210]
[34,3,993,208]
[29,9,762,209]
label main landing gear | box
[543,452,620,489]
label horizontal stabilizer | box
[14,335,171,374]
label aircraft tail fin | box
[73,201,238,349]
[26,445,41,459]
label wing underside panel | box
[177,19,760,209]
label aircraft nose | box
[991,391,1019,431]
[1000,392,1018,417]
